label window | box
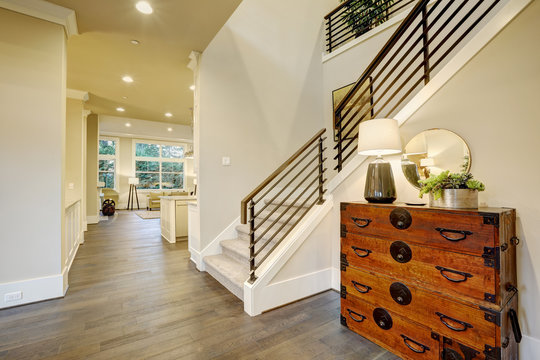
[133,140,185,190]
[98,137,119,189]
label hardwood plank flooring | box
[0,212,398,359]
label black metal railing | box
[241,129,327,282]
[325,0,414,53]
[334,0,502,171]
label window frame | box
[131,139,186,191]
[98,136,120,190]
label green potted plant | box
[340,0,394,38]
[419,171,485,209]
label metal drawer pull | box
[351,246,372,258]
[509,309,522,343]
[401,334,430,353]
[436,266,472,283]
[435,227,473,242]
[436,312,473,332]
[347,309,366,323]
[351,217,372,228]
[351,280,371,294]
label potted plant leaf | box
[340,0,395,38]
[419,171,485,209]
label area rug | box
[136,210,161,219]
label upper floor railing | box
[334,0,502,171]
[324,0,414,53]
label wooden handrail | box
[324,0,357,20]
[241,128,326,224]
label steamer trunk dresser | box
[340,202,520,360]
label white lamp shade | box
[193,178,197,185]
[420,158,435,167]
[97,181,106,188]
[404,133,427,155]
[128,177,140,185]
[357,119,402,156]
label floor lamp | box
[127,177,140,210]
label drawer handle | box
[351,217,372,228]
[436,312,473,332]
[436,227,473,242]
[401,334,430,354]
[436,266,472,283]
[351,281,371,294]
[509,309,522,343]
[351,246,372,258]
[347,309,366,323]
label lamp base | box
[364,156,397,204]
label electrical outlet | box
[5,291,22,302]
[68,183,74,190]
[222,157,231,166]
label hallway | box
[0,212,396,359]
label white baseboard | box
[86,215,99,225]
[331,267,340,292]
[520,335,540,359]
[194,216,240,271]
[0,274,64,309]
[83,220,87,232]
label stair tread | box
[203,254,248,290]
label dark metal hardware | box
[340,224,347,238]
[340,314,348,327]
[347,309,366,323]
[340,285,347,299]
[509,309,522,343]
[390,282,412,305]
[443,348,463,360]
[351,246,372,258]
[484,345,501,359]
[390,241,412,263]
[482,213,499,227]
[436,266,472,283]
[390,208,412,230]
[506,284,518,293]
[510,236,520,246]
[401,334,430,354]
[436,312,473,332]
[482,247,500,270]
[484,293,496,304]
[502,337,510,348]
[351,280,371,294]
[459,343,480,359]
[480,306,501,326]
[340,252,349,267]
[431,332,440,341]
[373,308,393,330]
[351,217,372,228]
[340,203,348,211]
[435,227,473,242]
[501,243,508,251]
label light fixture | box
[357,118,402,203]
[135,1,153,14]
[167,127,173,132]
[116,107,125,112]
[189,85,195,91]
[125,123,131,127]
[165,112,173,117]
[122,96,128,99]
[130,40,140,45]
[122,75,134,83]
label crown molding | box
[67,89,89,101]
[0,0,78,38]
[187,51,201,72]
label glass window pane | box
[162,162,183,173]
[162,145,184,159]
[99,172,115,189]
[135,143,160,158]
[136,173,160,189]
[162,173,183,189]
[99,140,116,155]
[99,159,115,171]
[135,160,159,172]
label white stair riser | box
[204,261,244,300]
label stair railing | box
[241,129,327,282]
[334,0,502,171]
[325,0,415,54]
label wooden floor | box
[0,212,398,360]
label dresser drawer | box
[341,296,439,360]
[341,266,499,350]
[341,203,498,256]
[341,232,498,306]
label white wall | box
[198,0,336,249]
[0,8,66,307]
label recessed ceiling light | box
[165,112,173,117]
[136,1,153,14]
[122,75,134,83]
[189,85,195,91]
[167,127,173,132]
[130,40,140,45]
[116,107,125,112]
[125,123,131,127]
[122,96,128,99]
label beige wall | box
[65,98,84,205]
[0,8,65,288]
[198,0,336,248]
[86,114,99,221]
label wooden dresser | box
[340,202,520,360]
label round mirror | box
[401,129,471,189]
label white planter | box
[429,189,478,209]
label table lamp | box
[357,119,402,203]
